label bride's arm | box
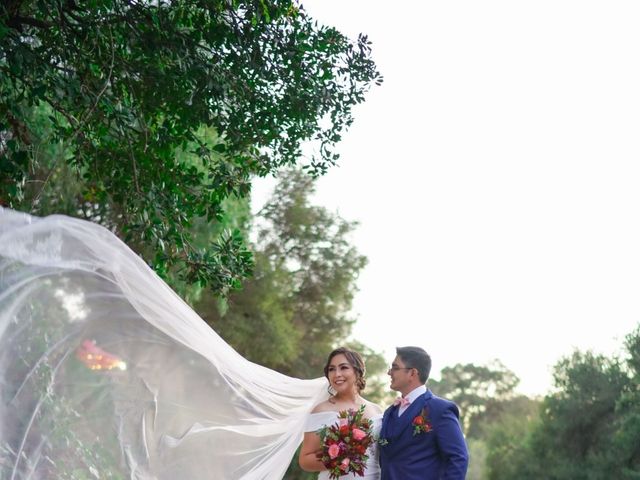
[298,431,325,472]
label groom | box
[378,346,469,479]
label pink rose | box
[351,428,367,441]
[340,458,350,471]
[328,443,340,459]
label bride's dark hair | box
[323,347,367,392]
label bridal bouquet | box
[317,405,373,479]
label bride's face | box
[326,353,358,395]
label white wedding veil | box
[0,207,328,479]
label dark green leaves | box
[0,0,381,295]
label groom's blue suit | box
[378,389,468,479]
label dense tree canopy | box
[0,0,382,294]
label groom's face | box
[388,355,413,394]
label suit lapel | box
[381,404,398,440]
[381,390,434,444]
[394,390,434,437]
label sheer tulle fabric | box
[0,208,327,479]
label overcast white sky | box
[252,1,640,396]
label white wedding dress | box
[305,411,382,480]
[0,208,331,480]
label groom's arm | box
[434,403,469,480]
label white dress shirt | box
[398,384,427,416]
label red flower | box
[316,405,373,479]
[412,408,433,436]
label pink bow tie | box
[393,397,410,408]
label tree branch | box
[6,15,54,29]
[32,25,116,208]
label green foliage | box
[428,360,533,478]
[198,169,370,377]
[200,251,300,366]
[283,448,317,480]
[483,397,541,480]
[0,0,382,294]
[466,439,489,480]
[484,325,640,480]
[429,360,520,436]
[255,170,369,377]
[535,351,628,475]
[610,326,640,478]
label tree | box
[608,326,640,478]
[486,340,636,479]
[0,0,382,294]
[429,360,520,436]
[544,351,628,465]
[482,396,541,480]
[198,169,369,379]
[429,360,532,478]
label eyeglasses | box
[388,366,414,372]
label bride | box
[299,347,382,479]
[0,208,364,479]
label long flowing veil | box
[0,207,328,479]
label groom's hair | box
[396,346,431,384]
